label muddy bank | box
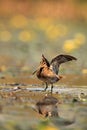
[0,75,87,130]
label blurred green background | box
[0,0,87,75]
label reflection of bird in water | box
[36,94,75,126]
[36,94,59,117]
[33,54,77,93]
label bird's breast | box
[36,68,60,84]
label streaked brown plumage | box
[33,54,77,93]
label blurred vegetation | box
[0,0,87,75]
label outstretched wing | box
[32,54,50,75]
[42,54,50,67]
[50,54,77,74]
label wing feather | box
[42,54,50,67]
[50,54,77,74]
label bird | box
[33,54,77,93]
[36,94,59,117]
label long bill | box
[32,70,37,75]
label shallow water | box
[0,74,87,130]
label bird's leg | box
[51,84,53,94]
[44,82,48,91]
